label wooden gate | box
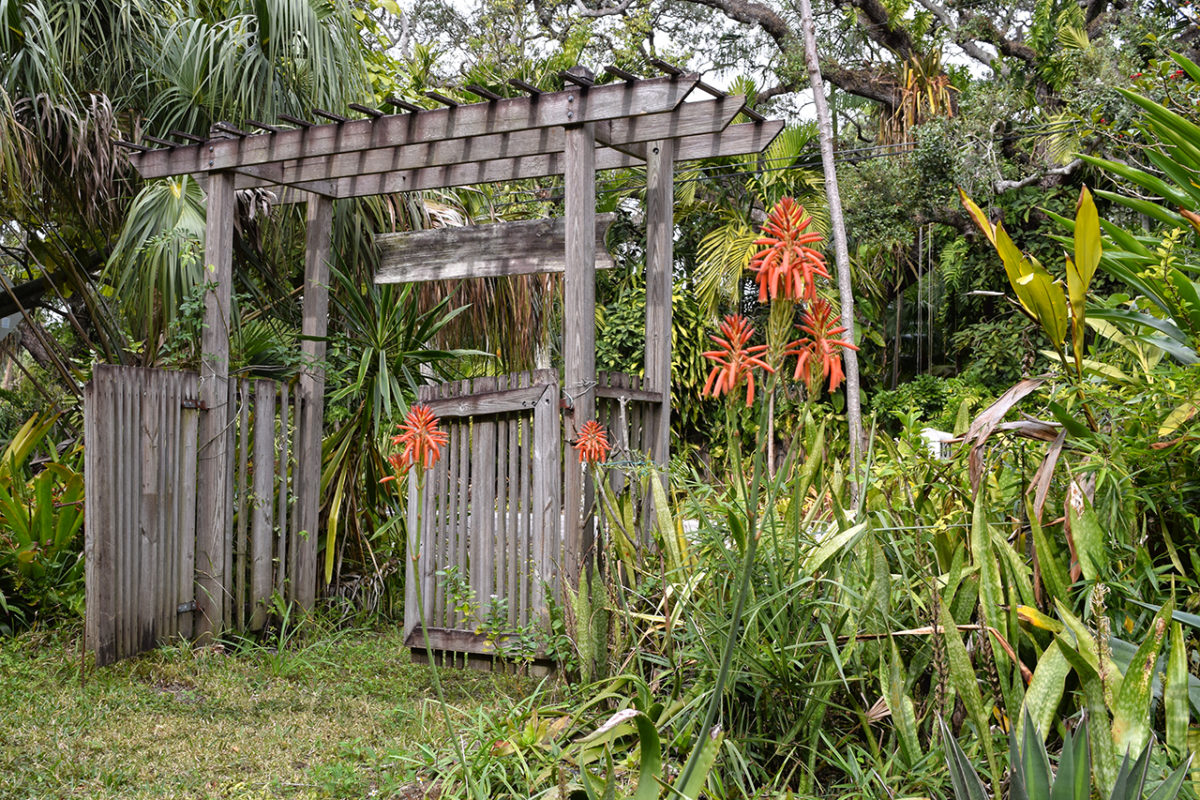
[403,369,663,662]
[404,370,560,657]
[85,365,315,665]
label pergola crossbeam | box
[130,75,699,180]
[241,120,782,199]
[224,96,744,193]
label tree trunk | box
[798,0,864,491]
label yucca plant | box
[942,714,1192,800]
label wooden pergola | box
[127,64,783,651]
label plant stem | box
[675,390,771,794]
[411,468,476,798]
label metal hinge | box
[176,600,197,614]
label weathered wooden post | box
[195,170,234,640]
[295,196,332,609]
[562,71,598,591]
[644,138,674,467]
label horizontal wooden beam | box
[230,96,744,191]
[595,384,664,404]
[376,214,615,283]
[132,75,699,179]
[275,120,784,198]
[421,383,556,419]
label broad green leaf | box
[1111,600,1173,757]
[1028,511,1070,607]
[803,521,868,575]
[882,637,921,766]
[1019,640,1070,744]
[940,596,999,777]
[1056,637,1118,794]
[1165,622,1189,764]
[1074,186,1102,288]
[1065,482,1105,581]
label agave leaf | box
[939,716,991,800]
[1145,758,1194,800]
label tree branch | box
[572,0,634,18]
[683,0,792,46]
[993,158,1083,193]
[912,0,997,68]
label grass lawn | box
[0,622,542,799]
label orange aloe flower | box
[786,299,859,394]
[702,314,775,406]
[383,404,449,480]
[574,419,610,464]
[748,197,830,304]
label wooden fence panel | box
[85,366,200,666]
[85,366,316,666]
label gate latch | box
[177,600,197,614]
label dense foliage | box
[3,0,1200,797]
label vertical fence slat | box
[455,409,470,627]
[492,375,508,631]
[249,380,276,630]
[470,377,496,626]
[235,380,250,629]
[276,382,290,599]
[288,390,303,603]
[178,374,199,641]
[430,381,449,628]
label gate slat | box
[492,374,509,631]
[250,380,276,630]
[470,377,496,626]
[276,382,290,599]
[235,380,250,629]
[288,390,303,603]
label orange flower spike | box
[702,314,775,407]
[574,419,611,464]
[749,197,830,303]
[391,404,449,474]
[787,299,859,394]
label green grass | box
[0,623,542,799]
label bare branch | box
[572,0,634,17]
[912,0,997,68]
[994,158,1084,193]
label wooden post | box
[295,196,332,609]
[195,171,234,640]
[563,119,597,590]
[644,139,674,467]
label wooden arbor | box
[126,65,783,653]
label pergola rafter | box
[125,64,786,653]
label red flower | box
[573,420,610,464]
[748,197,830,303]
[384,404,448,478]
[786,299,859,395]
[703,314,775,406]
